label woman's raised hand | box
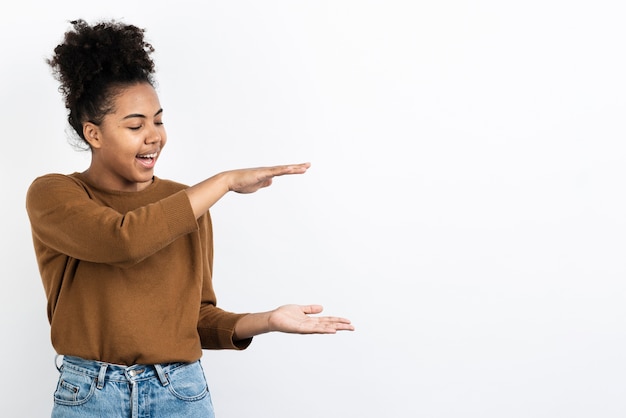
[186,162,311,218]
[226,163,311,194]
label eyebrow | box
[122,108,164,120]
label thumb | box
[302,304,324,315]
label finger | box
[301,304,324,315]
[318,316,353,325]
[269,162,311,177]
[324,320,355,331]
[314,321,354,333]
[332,322,355,331]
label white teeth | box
[138,152,157,158]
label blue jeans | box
[51,355,215,418]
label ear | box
[83,122,102,149]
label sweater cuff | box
[198,313,253,350]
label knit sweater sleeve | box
[196,213,253,350]
[197,306,252,350]
[26,174,199,268]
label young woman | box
[26,19,353,418]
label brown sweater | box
[26,172,251,365]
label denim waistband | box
[58,355,191,388]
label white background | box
[2,1,626,417]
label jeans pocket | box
[166,362,209,402]
[53,368,97,406]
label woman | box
[26,19,353,417]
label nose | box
[146,134,160,144]
[146,125,161,144]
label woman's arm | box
[185,163,311,219]
[234,304,355,340]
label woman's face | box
[84,82,167,192]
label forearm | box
[184,163,310,219]
[185,172,230,219]
[233,304,355,339]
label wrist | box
[234,311,273,340]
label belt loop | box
[54,354,63,372]
[96,363,108,390]
[154,364,170,387]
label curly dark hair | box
[47,19,156,143]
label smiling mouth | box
[137,152,158,159]
[136,151,158,167]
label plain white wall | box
[2,1,626,417]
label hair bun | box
[47,19,157,141]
